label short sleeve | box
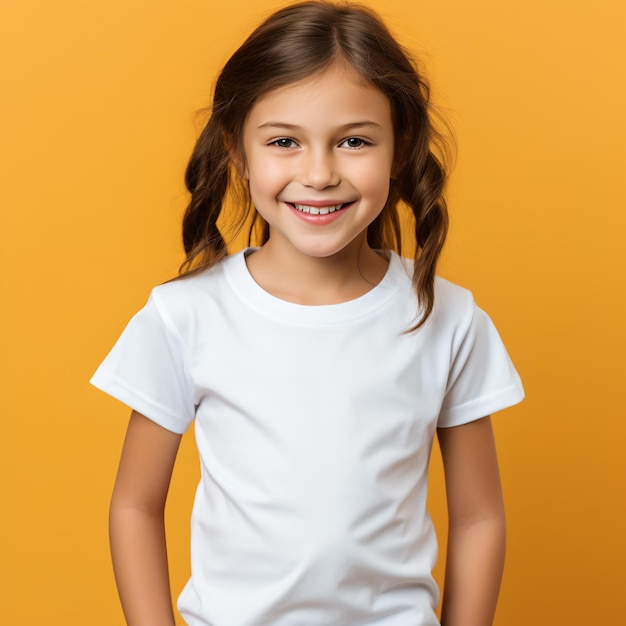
[437,301,524,428]
[90,293,195,434]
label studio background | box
[1,0,624,624]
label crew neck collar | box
[223,248,404,326]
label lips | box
[289,202,351,215]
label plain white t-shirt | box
[92,249,524,626]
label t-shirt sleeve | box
[437,300,524,428]
[90,292,195,434]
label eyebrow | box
[257,121,383,131]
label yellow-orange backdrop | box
[1,0,624,624]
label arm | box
[109,410,183,626]
[437,416,506,626]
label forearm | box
[110,505,177,626]
[440,516,506,626]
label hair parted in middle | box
[182,0,452,329]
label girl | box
[92,2,524,625]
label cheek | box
[355,163,392,204]
[248,153,289,189]
[247,160,289,214]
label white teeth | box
[293,203,343,214]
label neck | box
[245,235,388,305]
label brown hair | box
[181,0,451,329]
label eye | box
[270,137,298,149]
[340,137,370,149]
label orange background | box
[1,0,624,624]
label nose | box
[299,149,340,189]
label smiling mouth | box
[289,202,351,215]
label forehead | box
[245,64,392,129]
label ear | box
[224,132,248,179]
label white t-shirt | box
[92,249,524,626]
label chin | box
[292,239,356,259]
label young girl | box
[92,2,524,625]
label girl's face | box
[241,63,395,261]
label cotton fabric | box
[92,249,524,625]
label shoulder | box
[392,253,474,327]
[153,254,228,297]
[151,252,241,309]
[434,276,474,318]
[146,252,243,339]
